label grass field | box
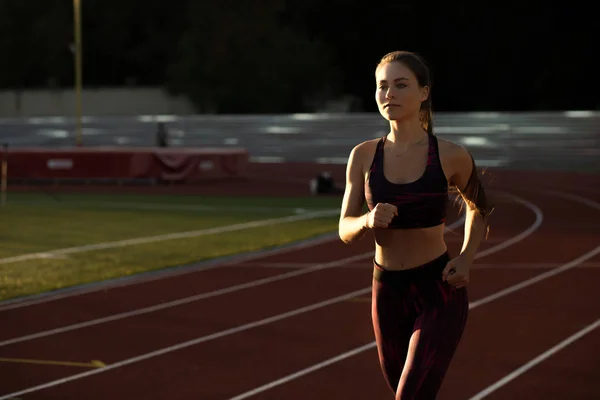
[0,192,343,301]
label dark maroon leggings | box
[371,252,469,399]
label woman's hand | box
[365,203,398,229]
[442,254,471,288]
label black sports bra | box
[364,134,449,229]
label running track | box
[1,181,599,399]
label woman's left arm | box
[442,145,495,287]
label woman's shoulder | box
[435,136,476,183]
[348,137,381,160]
[345,137,382,174]
[436,136,472,162]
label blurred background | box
[0,2,599,399]
[0,0,598,172]
[0,0,599,298]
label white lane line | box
[226,245,600,400]
[0,190,480,308]
[0,287,373,400]
[13,200,318,214]
[0,195,474,310]
[473,262,600,269]
[0,219,471,397]
[468,319,600,400]
[0,183,558,399]
[0,217,467,346]
[241,262,600,269]
[469,245,600,309]
[540,190,600,211]
[0,191,539,397]
[228,343,378,400]
[474,190,543,259]
[0,232,341,312]
[224,190,598,400]
[0,209,339,265]
[0,252,373,348]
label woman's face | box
[375,61,429,122]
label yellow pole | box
[74,0,83,147]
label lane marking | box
[3,189,514,309]
[12,200,319,214]
[239,261,600,270]
[227,246,600,400]
[0,217,465,347]
[224,191,599,400]
[229,343,377,400]
[240,262,371,269]
[468,319,600,400]
[473,190,543,259]
[0,232,342,311]
[4,189,513,309]
[540,190,600,212]
[0,194,536,399]
[344,297,371,303]
[469,246,600,309]
[0,357,105,369]
[472,262,600,269]
[0,252,374,348]
[0,209,339,266]
[0,287,373,400]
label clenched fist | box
[365,203,398,229]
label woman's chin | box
[380,110,403,121]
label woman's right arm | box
[338,144,370,244]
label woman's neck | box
[386,117,427,146]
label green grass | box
[0,192,342,301]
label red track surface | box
[1,169,599,399]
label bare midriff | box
[373,223,449,270]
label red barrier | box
[5,147,248,183]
